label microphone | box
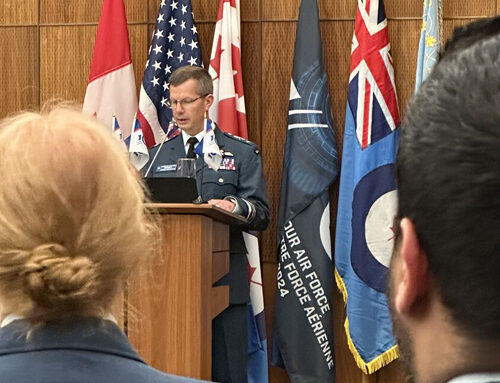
[143,122,173,178]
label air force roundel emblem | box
[351,164,397,293]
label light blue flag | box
[334,0,400,374]
[415,0,442,90]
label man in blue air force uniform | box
[143,66,269,383]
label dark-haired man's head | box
[390,18,500,383]
[439,15,500,61]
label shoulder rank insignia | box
[223,131,252,145]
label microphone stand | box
[193,120,206,204]
[192,158,204,204]
[143,130,170,178]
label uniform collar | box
[0,314,23,328]
[448,373,500,383]
[0,316,142,363]
[181,128,206,151]
[1,313,117,328]
[180,122,225,149]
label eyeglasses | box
[166,95,207,109]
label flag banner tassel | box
[334,269,399,374]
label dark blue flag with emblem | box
[270,0,338,381]
[334,0,400,374]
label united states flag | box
[138,0,202,148]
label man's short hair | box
[169,66,213,96]
[396,25,500,341]
[439,15,500,61]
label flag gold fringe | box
[334,268,400,374]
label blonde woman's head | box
[0,105,155,321]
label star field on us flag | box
[142,0,201,115]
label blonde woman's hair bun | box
[0,105,158,321]
[22,244,97,310]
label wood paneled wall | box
[1,1,498,382]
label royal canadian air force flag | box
[128,116,150,171]
[271,0,338,381]
[112,115,128,151]
[334,0,400,374]
[193,119,222,171]
[83,0,137,138]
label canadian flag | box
[208,0,247,139]
[208,2,268,382]
[83,0,137,138]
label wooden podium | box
[127,203,246,380]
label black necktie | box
[186,137,198,159]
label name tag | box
[156,164,176,172]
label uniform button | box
[218,177,224,183]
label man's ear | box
[393,218,429,314]
[205,94,214,111]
